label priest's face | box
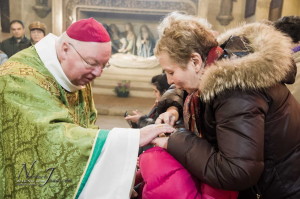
[61,41,111,86]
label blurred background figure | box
[274,16,300,103]
[0,49,8,65]
[108,23,128,54]
[102,23,111,35]
[125,73,170,155]
[136,24,156,57]
[0,20,30,58]
[118,22,136,54]
[125,73,170,128]
[28,21,47,45]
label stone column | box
[1,0,10,32]
[216,0,235,26]
[9,0,22,21]
[52,0,63,35]
[256,0,272,21]
[197,0,209,18]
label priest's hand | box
[139,124,175,147]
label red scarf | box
[183,46,223,136]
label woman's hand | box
[155,106,179,126]
[125,110,142,123]
[152,137,169,149]
[139,124,175,147]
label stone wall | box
[282,0,300,16]
[206,0,246,32]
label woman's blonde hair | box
[154,12,218,66]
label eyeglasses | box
[68,43,110,69]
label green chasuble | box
[0,46,108,198]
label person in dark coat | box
[0,20,30,57]
[0,49,8,64]
[152,12,300,199]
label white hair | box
[57,32,85,46]
[157,11,213,37]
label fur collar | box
[200,23,294,102]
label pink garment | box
[139,147,238,199]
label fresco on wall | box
[79,11,164,57]
[66,0,199,27]
[105,23,156,57]
[65,0,199,68]
[102,22,159,69]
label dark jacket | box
[167,23,300,199]
[156,84,185,120]
[0,36,30,58]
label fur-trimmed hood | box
[200,22,295,102]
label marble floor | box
[96,115,129,129]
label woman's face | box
[158,52,202,94]
[30,29,45,44]
[152,85,161,102]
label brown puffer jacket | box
[167,23,300,199]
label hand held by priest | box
[139,124,175,147]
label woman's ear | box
[191,52,203,73]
